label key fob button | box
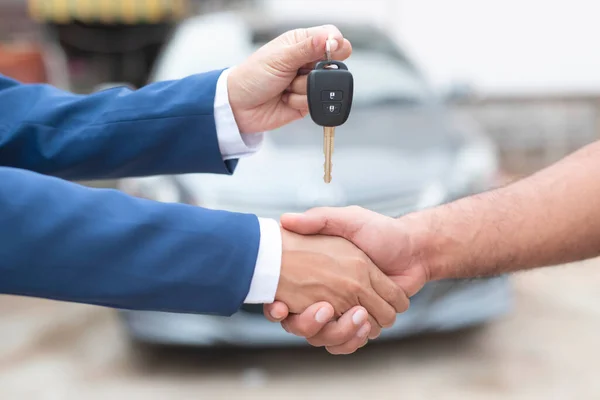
[323,103,342,115]
[321,90,343,101]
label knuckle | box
[339,300,355,316]
[287,322,309,337]
[332,325,356,343]
[321,24,341,36]
[346,205,363,213]
[326,346,345,356]
[328,341,360,356]
[397,297,410,313]
[346,281,363,299]
[354,256,369,268]
[325,346,338,355]
[297,325,314,338]
[293,29,305,42]
[307,337,326,347]
[351,257,370,277]
[299,42,313,58]
[369,328,381,340]
[310,331,343,347]
[388,285,403,303]
[379,310,397,328]
[286,28,306,45]
[368,325,381,340]
[329,298,349,319]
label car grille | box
[227,191,424,220]
[362,194,423,217]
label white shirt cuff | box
[243,217,282,304]
[214,68,265,160]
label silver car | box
[116,13,512,347]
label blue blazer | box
[0,71,260,316]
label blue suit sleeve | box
[0,167,259,316]
[0,71,237,180]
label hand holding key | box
[307,37,354,183]
[227,25,352,134]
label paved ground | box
[1,259,600,400]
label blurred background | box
[2,0,600,399]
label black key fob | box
[307,60,354,127]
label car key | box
[307,39,353,183]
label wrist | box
[226,65,249,134]
[274,226,291,301]
[399,207,452,283]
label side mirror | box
[442,81,476,104]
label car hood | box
[178,108,464,215]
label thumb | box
[276,28,342,71]
[281,206,371,239]
[280,211,328,235]
[264,301,289,322]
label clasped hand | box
[276,227,408,335]
[267,207,430,355]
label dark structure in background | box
[27,0,191,90]
[22,0,259,90]
[0,0,38,42]
[45,21,174,89]
[0,1,55,84]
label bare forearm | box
[404,141,600,281]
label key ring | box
[324,35,339,69]
[325,34,333,61]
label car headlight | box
[417,181,448,210]
[449,136,499,197]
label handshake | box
[264,206,431,355]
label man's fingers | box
[277,25,344,70]
[303,25,344,45]
[288,75,308,95]
[327,315,375,355]
[279,302,335,338]
[281,206,373,238]
[263,301,289,322]
[298,38,353,71]
[282,93,308,111]
[332,38,352,61]
[369,266,410,313]
[355,260,398,328]
[306,306,369,347]
[277,302,382,350]
[280,212,329,235]
[367,315,382,339]
[359,286,397,328]
[325,321,371,355]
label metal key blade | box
[323,126,335,183]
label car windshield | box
[265,49,448,149]
[252,26,434,107]
[343,50,433,107]
[252,27,449,149]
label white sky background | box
[259,0,600,94]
